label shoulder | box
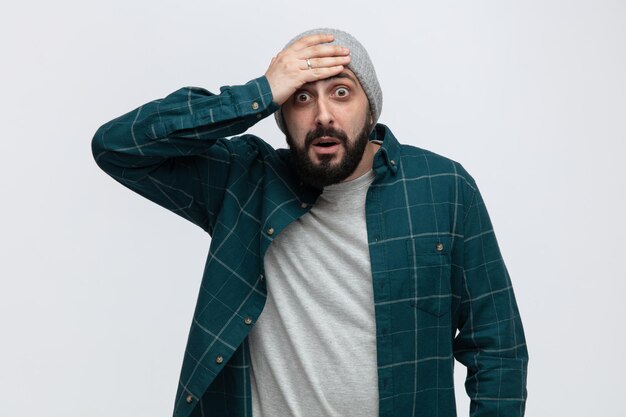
[397,143,477,193]
[375,124,477,192]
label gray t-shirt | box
[249,169,379,417]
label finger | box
[290,33,335,50]
[297,44,350,59]
[302,55,351,71]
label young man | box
[92,28,528,417]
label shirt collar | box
[370,123,400,176]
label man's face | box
[282,69,372,189]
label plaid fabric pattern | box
[92,76,528,417]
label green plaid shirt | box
[92,76,528,417]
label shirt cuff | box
[231,75,280,119]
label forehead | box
[301,68,362,90]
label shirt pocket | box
[406,236,453,317]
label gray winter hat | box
[274,28,383,134]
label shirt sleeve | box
[91,76,279,233]
[453,180,529,417]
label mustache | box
[304,126,349,147]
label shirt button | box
[244,317,253,325]
[259,273,264,281]
[215,355,224,364]
[267,227,275,236]
[436,242,444,252]
[186,395,194,404]
[300,202,308,209]
[251,102,259,110]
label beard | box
[286,121,370,189]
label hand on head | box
[265,34,351,106]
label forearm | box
[91,76,277,173]
[454,284,528,417]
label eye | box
[295,92,311,103]
[335,87,350,97]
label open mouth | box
[309,137,342,155]
[311,136,341,147]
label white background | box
[1,1,625,416]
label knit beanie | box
[274,28,383,134]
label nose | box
[314,97,334,128]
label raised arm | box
[91,33,350,233]
[91,77,277,233]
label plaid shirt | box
[92,76,528,417]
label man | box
[92,28,528,417]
